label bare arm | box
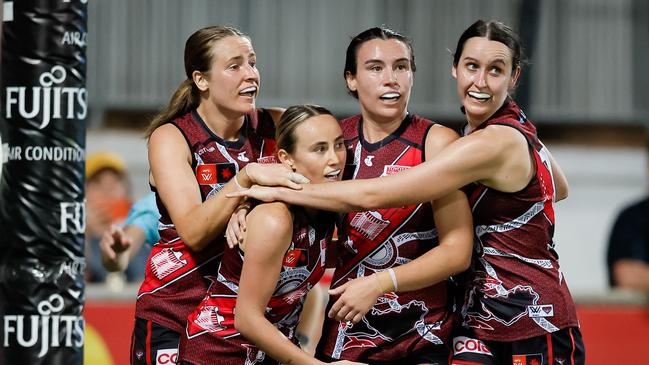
[149,124,301,251]
[230,125,531,213]
[234,203,324,365]
[149,124,251,251]
[547,148,569,201]
[295,284,327,355]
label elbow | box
[449,248,472,275]
[445,236,473,275]
[456,254,471,273]
[554,177,570,202]
[555,184,569,202]
[234,311,252,336]
[356,187,383,211]
[356,196,376,211]
[175,225,207,252]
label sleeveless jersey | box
[318,114,453,362]
[179,208,334,365]
[135,109,277,333]
[459,99,579,341]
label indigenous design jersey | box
[460,99,579,341]
[318,114,452,362]
[179,208,334,365]
[136,109,277,333]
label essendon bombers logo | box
[186,296,238,339]
[196,163,236,185]
[193,305,226,333]
[349,211,390,240]
[150,248,187,280]
[527,304,554,318]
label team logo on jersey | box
[283,249,308,268]
[527,304,554,318]
[512,354,542,365]
[196,163,236,185]
[256,155,279,164]
[150,248,187,280]
[349,211,390,240]
[381,165,410,176]
[186,296,238,339]
[193,305,226,332]
[237,151,250,162]
[364,155,375,167]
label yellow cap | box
[85,152,126,179]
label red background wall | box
[85,302,649,365]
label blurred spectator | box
[100,192,159,276]
[607,141,649,290]
[85,152,150,283]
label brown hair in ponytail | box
[146,25,250,138]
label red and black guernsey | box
[460,99,579,341]
[317,114,454,362]
[135,109,277,333]
[178,208,334,365]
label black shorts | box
[451,327,584,365]
[317,345,451,365]
[131,317,180,365]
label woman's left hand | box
[225,203,250,249]
[327,275,383,324]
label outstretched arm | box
[229,125,525,213]
[101,192,161,271]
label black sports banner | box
[0,0,87,363]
